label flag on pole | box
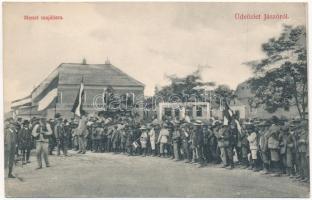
[125,93,128,108]
[35,74,59,112]
[102,88,107,111]
[222,99,234,125]
[219,98,222,111]
[71,78,85,117]
[38,88,58,111]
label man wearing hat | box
[105,125,113,152]
[202,122,213,164]
[247,124,258,171]
[111,125,120,153]
[125,124,135,156]
[120,124,128,154]
[91,121,99,152]
[191,120,204,167]
[76,112,88,154]
[18,120,32,164]
[154,123,161,156]
[286,122,298,177]
[54,116,68,156]
[140,125,148,156]
[4,118,18,178]
[32,116,53,169]
[216,123,230,168]
[296,120,309,182]
[48,118,56,155]
[70,120,79,151]
[172,123,181,161]
[266,116,282,176]
[148,124,157,156]
[15,118,22,157]
[157,123,170,157]
[279,122,289,174]
[258,120,271,174]
[100,121,108,152]
[94,120,104,152]
[180,123,191,162]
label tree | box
[246,25,307,119]
[214,85,235,104]
[154,68,215,103]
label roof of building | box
[11,95,32,103]
[13,62,145,105]
[58,63,145,87]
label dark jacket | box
[18,127,32,149]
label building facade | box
[233,80,300,119]
[157,102,210,121]
[11,61,145,119]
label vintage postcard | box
[2,1,310,198]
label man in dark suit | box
[4,118,18,178]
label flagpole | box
[54,97,57,118]
[125,93,128,110]
[80,75,84,116]
[29,106,31,119]
[103,88,105,111]
[219,98,222,111]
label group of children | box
[10,114,310,183]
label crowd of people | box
[4,112,309,183]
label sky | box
[3,2,307,112]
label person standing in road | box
[54,117,68,156]
[126,124,134,156]
[172,123,181,161]
[258,121,270,174]
[216,124,229,168]
[193,121,205,168]
[180,124,191,163]
[120,125,127,154]
[247,125,258,171]
[18,120,33,164]
[148,124,156,156]
[286,123,297,177]
[157,123,169,157]
[32,117,53,169]
[266,116,282,176]
[225,121,237,170]
[4,118,18,178]
[296,120,309,182]
[140,125,148,156]
[48,119,56,155]
[111,125,120,153]
[77,113,88,154]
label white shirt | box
[32,123,52,142]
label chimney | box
[82,58,87,65]
[105,57,110,65]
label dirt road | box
[5,151,310,198]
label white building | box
[157,102,210,121]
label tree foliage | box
[154,69,215,103]
[214,84,235,104]
[153,68,237,109]
[247,25,307,118]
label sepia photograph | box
[2,1,310,198]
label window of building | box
[174,109,180,119]
[186,106,193,117]
[58,92,63,104]
[196,106,203,117]
[164,108,172,117]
